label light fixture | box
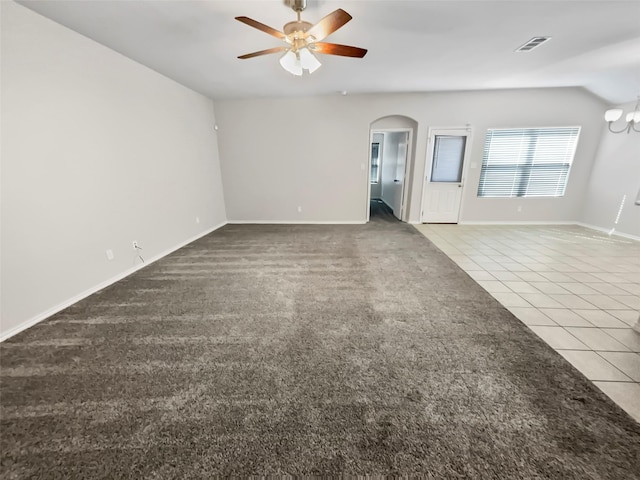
[604,96,640,133]
[279,47,321,76]
[279,50,302,76]
[298,47,321,74]
[237,1,366,76]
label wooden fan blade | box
[305,9,352,42]
[312,42,367,58]
[238,46,289,59]
[235,16,286,40]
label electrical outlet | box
[132,240,139,249]
[517,205,523,212]
[196,216,200,224]
[106,249,114,260]
[297,206,302,213]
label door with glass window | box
[421,128,471,223]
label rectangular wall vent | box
[515,36,551,52]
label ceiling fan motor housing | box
[284,21,312,37]
[291,0,307,12]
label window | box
[477,127,580,198]
[430,135,466,182]
[370,142,380,183]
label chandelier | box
[604,97,640,134]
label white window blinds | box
[477,127,580,198]
[431,135,466,183]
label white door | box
[391,132,409,220]
[421,129,470,223]
[378,130,411,221]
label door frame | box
[420,126,473,224]
[366,128,414,222]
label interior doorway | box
[367,128,412,222]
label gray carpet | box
[2,206,639,478]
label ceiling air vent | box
[515,36,551,52]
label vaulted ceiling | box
[16,0,640,104]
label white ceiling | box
[16,0,640,104]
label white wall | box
[0,2,227,338]
[214,96,369,223]
[581,101,640,237]
[215,88,606,225]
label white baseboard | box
[575,222,640,242]
[414,219,640,241]
[228,220,366,225]
[0,222,227,343]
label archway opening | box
[367,115,419,222]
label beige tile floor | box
[413,223,640,423]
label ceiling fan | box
[235,0,367,76]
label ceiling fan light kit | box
[236,0,366,76]
[279,50,303,76]
[298,47,322,73]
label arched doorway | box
[367,115,419,222]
